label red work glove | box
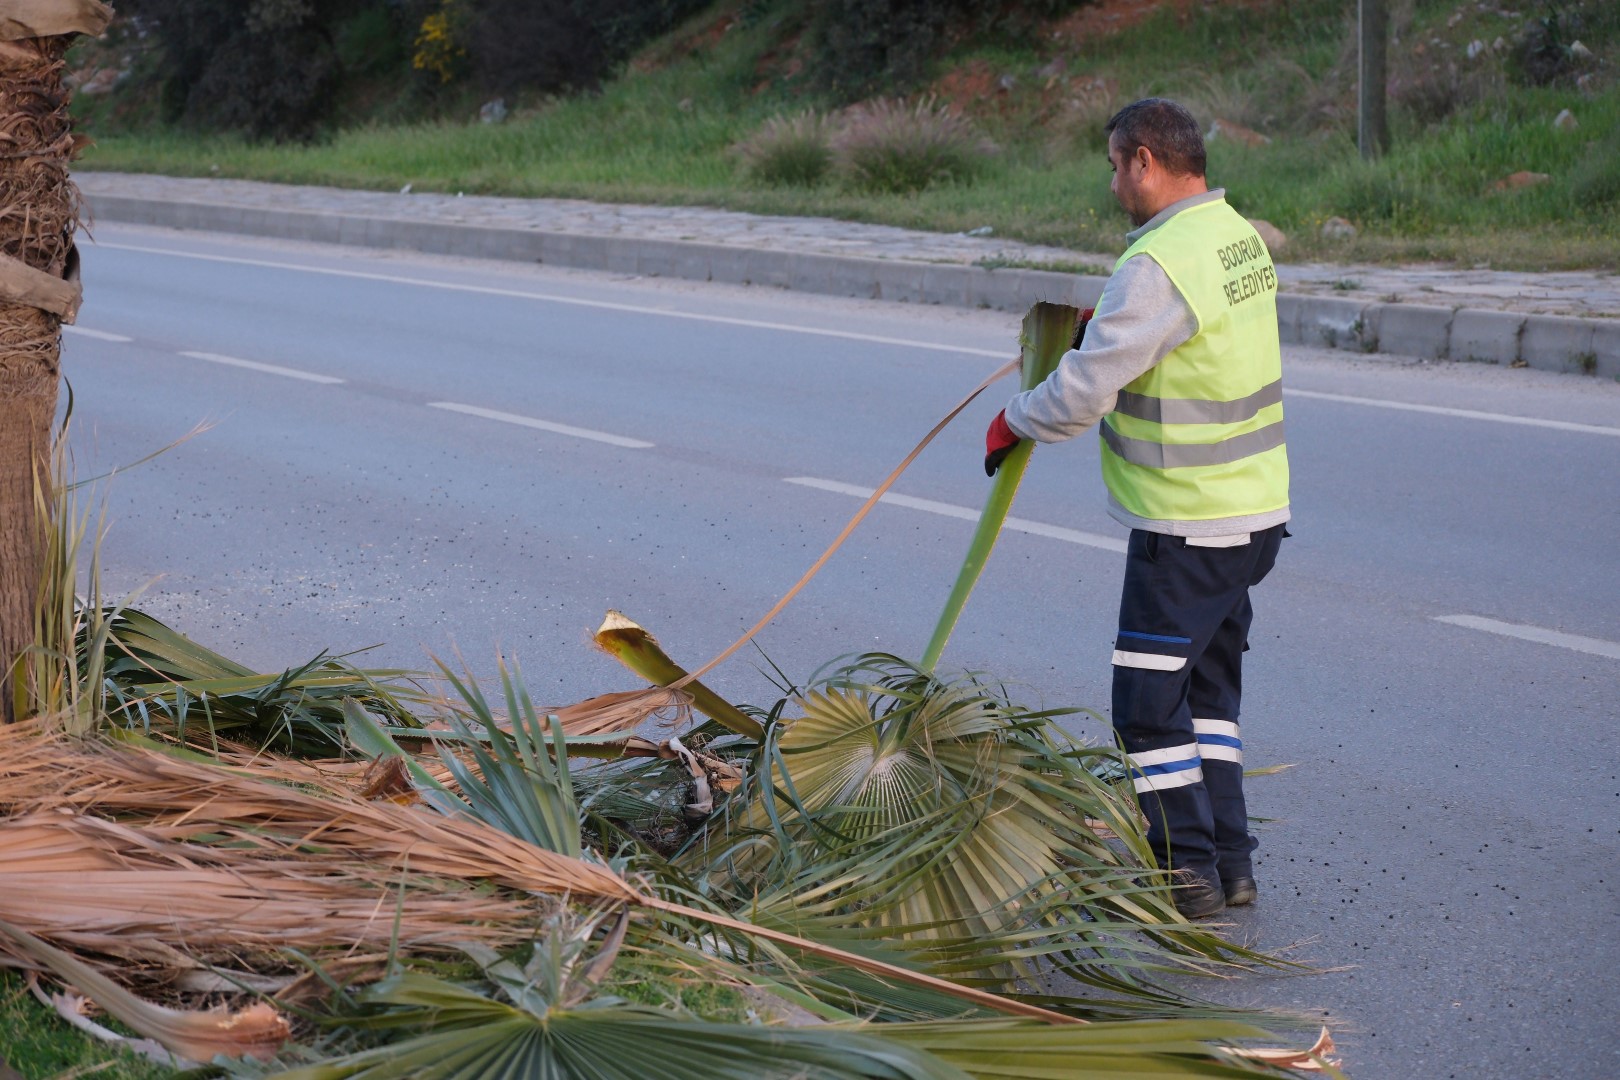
[1070,306,1096,350]
[985,410,1022,477]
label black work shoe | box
[1173,877,1227,919]
[1224,876,1258,906]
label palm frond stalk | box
[923,302,1076,670]
[594,610,763,738]
[579,351,1020,739]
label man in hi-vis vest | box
[986,98,1289,919]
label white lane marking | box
[63,325,133,343]
[179,351,345,385]
[1435,615,1620,661]
[787,477,1128,553]
[1286,388,1620,437]
[92,241,1010,359]
[429,402,654,448]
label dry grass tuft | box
[834,95,993,194]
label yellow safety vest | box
[1099,198,1289,522]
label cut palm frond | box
[337,705,1079,1024]
[0,918,290,1064]
[882,1018,1338,1078]
[84,607,432,755]
[0,810,549,975]
[682,655,1280,1000]
[268,912,1329,1080]
[273,971,959,1080]
[594,610,762,738]
[366,656,1291,1021]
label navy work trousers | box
[1110,524,1284,885]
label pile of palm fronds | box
[0,300,1338,1076]
[0,634,1336,1077]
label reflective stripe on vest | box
[1100,414,1286,469]
[1100,198,1289,523]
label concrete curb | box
[84,192,1616,379]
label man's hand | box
[1070,307,1096,351]
[985,410,1022,477]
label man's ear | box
[1134,144,1155,176]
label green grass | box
[75,0,1620,269]
[0,969,175,1079]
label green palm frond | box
[429,658,585,858]
[273,979,963,1080]
[272,912,963,1080]
[882,1018,1333,1078]
[269,911,1321,1080]
[682,655,1277,1000]
[85,607,428,754]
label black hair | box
[1105,98,1206,178]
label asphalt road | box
[64,223,1620,1079]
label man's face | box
[1107,131,1150,226]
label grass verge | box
[0,968,174,1079]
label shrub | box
[834,96,991,194]
[337,5,410,79]
[118,0,712,137]
[1568,127,1620,208]
[736,111,834,186]
[809,0,1093,102]
[1331,166,1439,232]
[1507,0,1615,87]
[412,0,469,86]
[1391,63,1495,127]
[810,0,960,101]
[461,0,712,95]
[122,0,348,140]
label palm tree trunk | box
[0,2,110,721]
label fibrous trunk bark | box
[0,8,102,721]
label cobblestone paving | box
[76,172,1617,318]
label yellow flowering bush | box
[413,1,466,85]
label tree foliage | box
[119,0,712,140]
[808,0,1097,102]
[119,0,355,140]
[462,0,712,95]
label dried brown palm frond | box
[546,686,694,737]
[2,917,291,1064]
[0,719,644,904]
[0,811,549,976]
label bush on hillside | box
[809,0,1096,102]
[454,0,714,95]
[1390,63,1495,127]
[122,0,359,141]
[117,0,711,139]
[736,111,834,186]
[834,96,992,194]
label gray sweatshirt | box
[1003,189,1290,538]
